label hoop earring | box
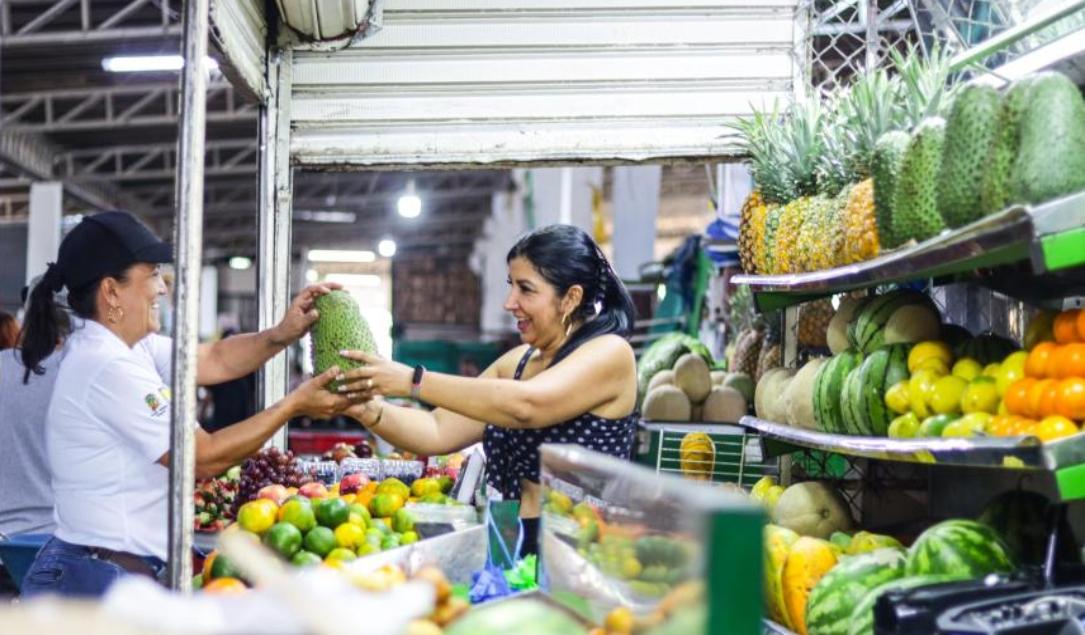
[107,305,124,324]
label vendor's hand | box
[345,397,384,429]
[284,366,362,419]
[270,282,343,346]
[336,351,413,399]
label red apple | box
[257,484,289,505]
[339,473,370,495]
[298,482,329,499]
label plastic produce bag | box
[504,554,537,591]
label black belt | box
[87,546,162,581]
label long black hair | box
[507,224,636,367]
[19,264,127,383]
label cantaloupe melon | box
[784,358,827,430]
[710,370,727,386]
[723,372,756,404]
[883,303,941,345]
[691,403,704,422]
[647,369,675,393]
[702,386,747,423]
[755,368,796,422]
[674,353,712,403]
[772,482,853,540]
[827,297,863,354]
[642,385,692,421]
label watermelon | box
[850,291,935,354]
[953,333,1019,365]
[840,344,909,436]
[978,490,1079,567]
[845,574,963,635]
[940,323,972,349]
[906,519,1015,578]
[813,350,864,434]
[839,366,865,435]
[805,548,907,635]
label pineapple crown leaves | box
[840,68,905,178]
[890,42,960,129]
[729,102,792,204]
[779,96,826,199]
[814,87,857,196]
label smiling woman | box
[339,224,639,557]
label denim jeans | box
[20,537,165,599]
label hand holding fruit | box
[284,366,362,419]
[270,282,343,345]
[336,351,414,399]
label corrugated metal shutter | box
[289,0,802,168]
[210,0,268,102]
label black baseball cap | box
[57,211,173,289]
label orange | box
[201,550,218,582]
[1054,310,1081,344]
[1052,343,1085,379]
[1026,342,1058,378]
[1004,378,1036,416]
[1028,379,1058,419]
[1057,378,1085,421]
[1077,310,1085,342]
[1010,417,1038,437]
[986,415,1016,437]
[202,577,247,594]
[1034,415,1079,443]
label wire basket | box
[653,424,780,488]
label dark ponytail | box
[507,224,636,367]
[20,263,124,383]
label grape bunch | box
[235,447,312,512]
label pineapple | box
[774,197,811,274]
[801,194,844,271]
[731,327,765,377]
[840,68,904,179]
[756,319,783,381]
[798,299,834,348]
[738,191,767,273]
[842,179,879,264]
[760,204,783,275]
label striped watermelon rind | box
[845,574,964,635]
[858,344,911,436]
[905,519,1016,579]
[852,291,934,354]
[805,548,907,635]
[840,366,865,435]
[813,350,863,434]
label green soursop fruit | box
[309,290,376,391]
[892,118,947,244]
[981,76,1039,214]
[1009,71,1085,205]
[937,84,1002,227]
[871,130,911,249]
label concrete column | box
[26,182,63,285]
[529,167,602,231]
[610,166,662,280]
[470,173,528,337]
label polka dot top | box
[483,347,638,500]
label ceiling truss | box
[1,0,181,47]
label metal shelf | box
[737,416,1085,501]
[763,620,798,635]
[731,190,1085,310]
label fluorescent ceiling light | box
[228,256,252,270]
[307,249,376,263]
[378,238,397,258]
[397,179,422,218]
[101,55,219,73]
[295,210,357,223]
[324,273,381,288]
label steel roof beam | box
[2,0,180,47]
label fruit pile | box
[637,333,745,425]
[235,447,312,513]
[194,466,240,532]
[733,42,1085,275]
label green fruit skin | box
[892,118,947,243]
[263,522,304,559]
[303,526,337,557]
[291,551,323,567]
[209,553,243,581]
[314,498,350,529]
[981,76,1038,213]
[872,130,911,249]
[814,350,863,434]
[978,490,1079,566]
[310,290,376,391]
[636,333,715,400]
[919,414,957,438]
[905,519,1015,578]
[846,574,963,635]
[1009,72,1085,206]
[855,344,910,436]
[854,290,934,355]
[805,548,907,635]
[937,84,1002,227]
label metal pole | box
[167,0,209,592]
[257,49,294,449]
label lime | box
[369,493,405,519]
[380,534,401,551]
[334,522,365,549]
[237,499,279,535]
[356,542,380,557]
[376,478,410,499]
[348,503,371,526]
[324,548,357,565]
[962,377,1000,414]
[437,476,454,493]
[278,498,316,533]
[996,361,1026,397]
[291,551,323,567]
[419,492,447,505]
[399,531,419,545]
[391,508,415,533]
[930,375,968,415]
[887,412,921,439]
[303,526,337,557]
[620,557,643,580]
[919,414,957,438]
[410,478,442,498]
[982,363,1001,378]
[313,497,350,528]
[209,553,243,581]
[952,358,983,381]
[884,380,911,415]
[263,522,303,559]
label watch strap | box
[410,365,425,400]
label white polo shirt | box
[47,319,180,560]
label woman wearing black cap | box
[18,211,359,598]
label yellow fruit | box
[982,363,1001,378]
[605,607,635,635]
[620,557,643,580]
[961,377,1000,414]
[751,476,777,501]
[930,375,968,415]
[1002,351,1028,374]
[334,522,365,549]
[782,537,838,635]
[908,341,953,374]
[951,358,983,381]
[915,357,950,375]
[1024,311,1056,350]
[909,370,942,419]
[764,485,785,513]
[884,381,912,415]
[887,412,921,438]
[764,525,800,629]
[996,363,1025,397]
[237,499,279,535]
[942,413,991,438]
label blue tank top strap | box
[513,347,535,380]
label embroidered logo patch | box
[144,388,169,417]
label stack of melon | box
[643,352,754,423]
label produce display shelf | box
[730,190,1085,311]
[763,619,798,635]
[737,416,1085,501]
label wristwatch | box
[410,364,426,401]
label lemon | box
[888,412,921,438]
[885,380,912,415]
[908,341,953,373]
[961,377,1000,414]
[995,363,1025,397]
[942,413,991,438]
[930,375,968,415]
[982,363,1001,379]
[909,369,942,419]
[998,399,1009,415]
[1002,351,1028,374]
[620,557,643,580]
[237,499,279,535]
[951,358,983,381]
[914,357,951,375]
[335,522,366,549]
